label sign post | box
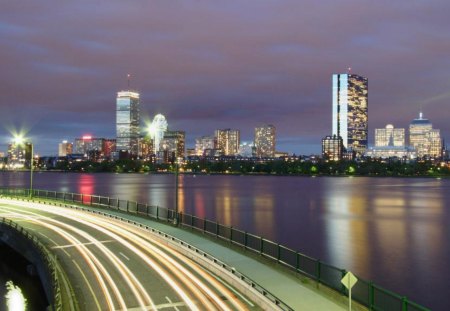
[341,271,358,311]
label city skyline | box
[1,1,450,155]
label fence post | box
[126,200,129,212]
[191,215,194,228]
[402,297,408,311]
[230,226,233,243]
[296,252,300,271]
[369,282,374,309]
[203,219,206,233]
[216,222,219,237]
[317,260,322,282]
[244,232,248,249]
[341,270,347,294]
[277,244,281,262]
[156,206,159,220]
[260,237,263,254]
[81,194,83,204]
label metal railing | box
[0,216,62,311]
[0,187,430,311]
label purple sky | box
[1,1,450,156]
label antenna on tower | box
[347,67,352,73]
[127,74,131,90]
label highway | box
[0,198,260,310]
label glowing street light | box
[13,134,34,198]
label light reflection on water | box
[1,172,450,309]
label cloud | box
[1,0,450,155]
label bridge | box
[0,189,429,311]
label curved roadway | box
[0,198,260,310]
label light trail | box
[0,199,256,310]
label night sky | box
[1,1,450,156]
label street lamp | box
[173,157,179,226]
[13,135,33,198]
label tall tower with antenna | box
[116,74,140,156]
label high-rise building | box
[332,73,368,156]
[58,140,73,156]
[195,136,215,156]
[116,91,140,155]
[254,124,275,157]
[7,142,32,169]
[139,137,153,161]
[322,135,343,161]
[409,112,442,158]
[149,114,168,154]
[74,136,115,160]
[375,124,405,147]
[215,129,240,156]
[160,131,185,162]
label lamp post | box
[13,135,33,198]
[174,158,179,226]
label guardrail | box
[0,187,430,311]
[0,216,62,311]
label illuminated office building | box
[322,135,343,161]
[195,136,215,156]
[215,129,240,156]
[116,91,140,155]
[149,114,168,153]
[58,140,73,156]
[409,112,442,158]
[254,124,275,157]
[7,142,32,169]
[375,124,405,147]
[160,131,186,162]
[332,73,368,156]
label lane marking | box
[165,296,181,311]
[52,240,114,249]
[38,232,72,258]
[119,252,130,261]
[123,300,187,311]
[72,259,102,311]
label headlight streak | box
[0,199,252,310]
[0,207,122,310]
[0,206,153,311]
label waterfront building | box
[375,125,405,147]
[332,73,368,156]
[186,148,196,157]
[238,142,254,158]
[409,112,442,158]
[139,137,153,161]
[365,146,417,160]
[74,136,116,160]
[215,129,240,156]
[160,130,186,161]
[7,141,32,169]
[195,136,215,156]
[254,124,276,157]
[58,140,73,157]
[149,114,168,154]
[322,135,343,161]
[116,91,140,156]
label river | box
[0,171,448,310]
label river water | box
[0,171,448,310]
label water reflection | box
[253,196,274,239]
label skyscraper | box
[322,135,343,161]
[215,129,240,156]
[409,112,442,158]
[161,130,186,160]
[116,91,140,155]
[375,124,405,147]
[254,124,275,157]
[149,114,168,153]
[332,73,368,156]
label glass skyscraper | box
[332,73,368,156]
[116,91,140,155]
